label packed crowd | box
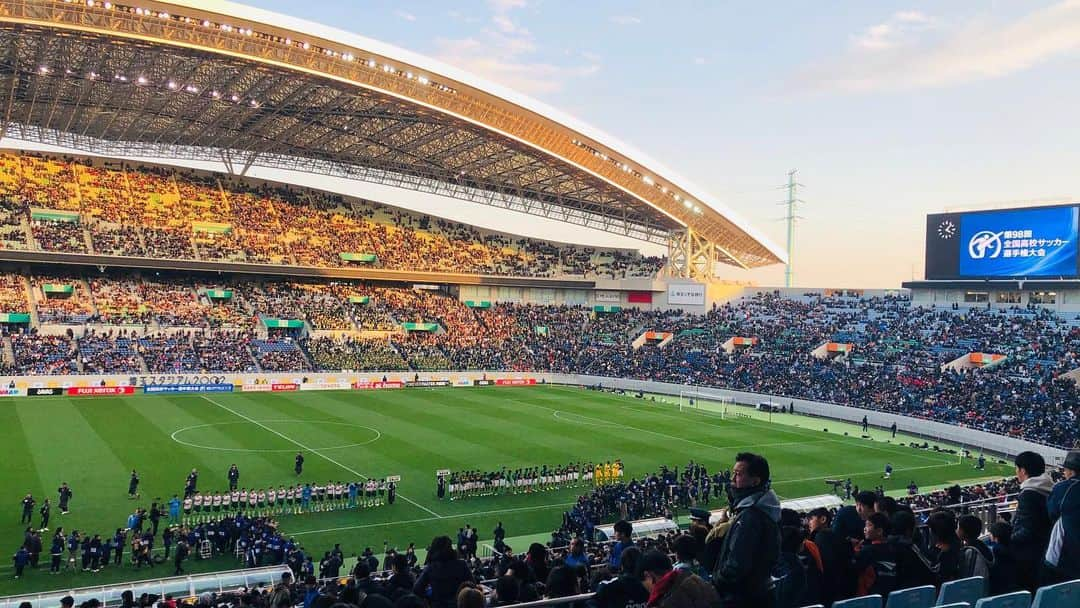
[13,450,1077,608]
[3,271,1080,447]
[0,152,663,278]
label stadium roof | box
[0,0,786,269]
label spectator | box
[1045,450,1079,582]
[926,511,961,585]
[636,549,718,608]
[546,565,580,599]
[608,520,634,571]
[852,512,898,598]
[986,522,1020,595]
[888,509,935,592]
[455,587,484,608]
[807,507,851,604]
[956,514,994,582]
[589,546,648,608]
[413,536,474,608]
[1011,451,1053,591]
[712,452,780,608]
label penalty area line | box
[199,395,442,519]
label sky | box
[16,1,1080,287]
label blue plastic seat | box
[973,591,1031,608]
[935,603,970,608]
[1032,579,1080,608]
[938,577,987,607]
[886,585,936,608]
[833,595,883,608]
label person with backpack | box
[957,515,995,584]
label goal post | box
[678,389,735,419]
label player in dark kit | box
[39,498,51,531]
[20,493,35,524]
[128,470,140,499]
[185,469,198,498]
[228,464,240,491]
[295,453,304,475]
[57,483,72,514]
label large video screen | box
[925,205,1080,279]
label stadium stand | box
[0,271,1077,448]
[0,152,663,278]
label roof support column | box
[665,228,716,280]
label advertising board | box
[67,386,135,396]
[144,384,235,394]
[667,283,706,305]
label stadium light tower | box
[782,169,804,288]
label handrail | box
[909,492,1018,515]
[0,565,290,608]
[502,593,596,608]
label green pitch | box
[0,385,1011,595]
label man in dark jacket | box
[638,550,719,608]
[712,452,780,608]
[1046,450,1079,581]
[1011,451,1053,591]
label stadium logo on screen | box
[968,231,1003,259]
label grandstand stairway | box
[20,275,38,327]
[1,336,15,369]
[81,222,94,254]
[17,213,32,248]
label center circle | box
[170,420,382,452]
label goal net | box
[678,389,735,418]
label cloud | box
[851,10,937,51]
[394,10,417,22]
[432,0,601,95]
[610,15,642,25]
[693,56,707,66]
[798,2,1080,93]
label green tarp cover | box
[339,253,378,263]
[43,284,74,294]
[263,318,304,328]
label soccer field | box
[0,385,1011,594]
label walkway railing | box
[0,565,290,608]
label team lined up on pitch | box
[435,461,623,500]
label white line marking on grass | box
[200,396,442,519]
[588,391,951,465]
[288,501,577,536]
[170,420,382,452]
[552,410,622,427]
[774,462,955,485]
